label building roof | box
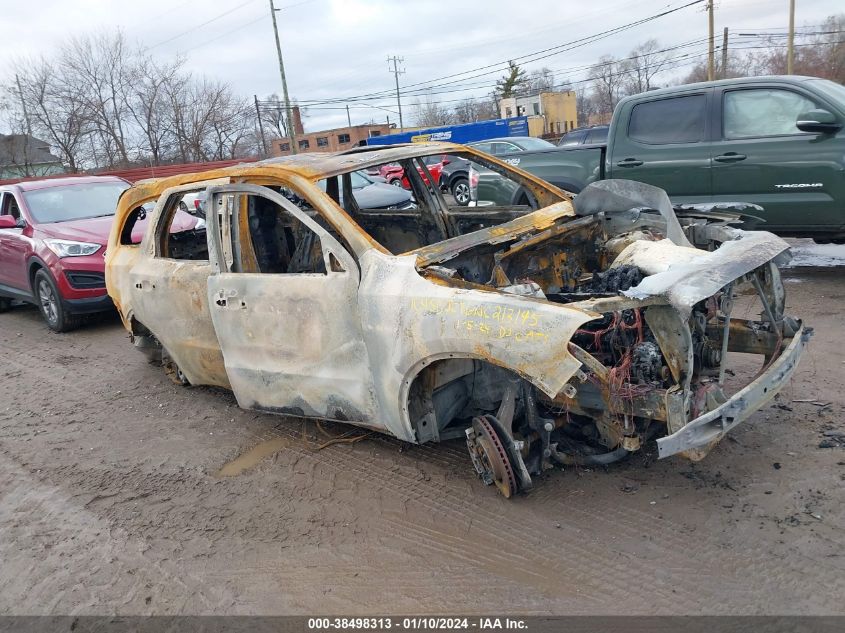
[286,123,391,137]
[0,134,62,167]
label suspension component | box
[466,415,519,498]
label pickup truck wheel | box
[33,269,79,333]
[451,178,470,206]
[389,178,403,188]
[0,297,12,313]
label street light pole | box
[269,0,298,154]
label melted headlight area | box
[416,219,792,496]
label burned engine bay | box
[408,181,810,498]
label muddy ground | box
[0,243,843,615]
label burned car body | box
[106,143,809,497]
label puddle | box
[216,437,291,477]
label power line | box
[295,0,706,107]
[298,27,840,110]
[182,15,265,53]
[306,35,715,107]
[178,0,324,55]
[145,0,198,24]
[315,37,845,114]
[148,0,258,50]
[402,0,637,59]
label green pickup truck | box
[471,76,845,242]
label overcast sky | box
[1,0,840,131]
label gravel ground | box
[0,247,842,615]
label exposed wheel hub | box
[466,414,518,498]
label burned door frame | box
[203,183,381,425]
[130,179,232,388]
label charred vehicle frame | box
[106,143,810,497]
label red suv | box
[378,155,446,189]
[0,176,131,331]
[0,176,203,332]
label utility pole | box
[14,74,32,137]
[387,55,405,132]
[269,0,298,154]
[346,104,352,128]
[721,27,729,78]
[707,1,715,81]
[254,95,269,156]
[787,0,796,74]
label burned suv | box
[106,143,809,497]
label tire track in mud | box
[0,452,237,614]
[247,424,719,613]
[238,410,845,613]
[1,309,843,614]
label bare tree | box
[521,67,555,95]
[260,94,289,138]
[412,96,455,127]
[622,39,669,94]
[206,89,253,160]
[753,14,844,82]
[61,33,135,167]
[258,94,307,140]
[453,95,498,122]
[682,13,844,85]
[589,55,629,116]
[575,85,599,127]
[126,55,183,165]
[11,57,90,171]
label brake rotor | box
[469,415,518,498]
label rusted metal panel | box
[358,249,597,442]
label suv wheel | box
[389,178,403,188]
[33,269,79,332]
[451,177,470,206]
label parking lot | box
[0,240,841,615]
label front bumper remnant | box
[657,324,811,459]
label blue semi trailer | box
[365,116,529,146]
